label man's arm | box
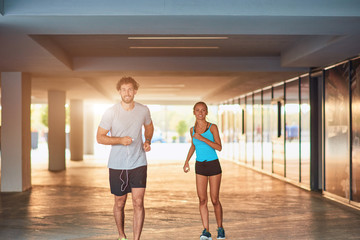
[143,121,154,152]
[96,126,132,145]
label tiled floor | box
[1,151,360,239]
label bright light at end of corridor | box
[93,104,112,115]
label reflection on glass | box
[246,95,253,165]
[228,104,235,161]
[239,98,246,163]
[286,80,300,181]
[220,104,231,160]
[272,85,285,176]
[301,76,311,186]
[325,63,350,198]
[263,89,272,172]
[218,105,226,160]
[352,58,360,202]
[254,92,262,168]
[234,102,241,163]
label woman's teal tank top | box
[192,123,218,162]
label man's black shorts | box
[109,165,147,196]
[195,159,222,176]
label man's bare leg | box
[114,194,128,239]
[131,188,146,240]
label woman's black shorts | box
[195,159,222,176]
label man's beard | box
[121,95,134,103]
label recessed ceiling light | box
[143,88,182,91]
[154,84,185,88]
[128,36,228,40]
[129,46,219,49]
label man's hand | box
[143,141,151,152]
[121,136,133,146]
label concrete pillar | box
[83,103,94,155]
[1,72,31,192]
[70,99,83,160]
[48,90,66,171]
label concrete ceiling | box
[1,0,360,105]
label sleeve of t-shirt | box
[99,107,114,131]
[144,106,152,125]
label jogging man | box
[97,77,154,240]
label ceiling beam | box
[74,57,307,72]
[282,35,360,67]
[4,0,360,17]
[281,35,347,67]
[29,35,73,69]
[2,16,360,36]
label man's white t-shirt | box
[99,102,152,170]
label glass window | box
[240,97,246,163]
[324,62,350,198]
[285,80,300,182]
[223,104,231,160]
[272,84,285,176]
[352,58,360,202]
[234,99,241,163]
[246,95,253,165]
[228,103,235,161]
[263,88,272,172]
[254,92,262,168]
[300,76,311,186]
[218,105,227,160]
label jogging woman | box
[183,102,225,240]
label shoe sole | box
[200,237,212,240]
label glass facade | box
[272,84,285,176]
[218,78,311,183]
[324,63,350,198]
[228,102,235,161]
[285,80,300,181]
[263,88,272,172]
[254,92,262,168]
[217,56,360,207]
[234,100,242,163]
[239,98,246,163]
[300,76,311,185]
[352,58,360,202]
[218,104,228,160]
[246,95,253,165]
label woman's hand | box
[193,133,203,140]
[183,162,190,173]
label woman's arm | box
[183,127,195,173]
[193,124,222,151]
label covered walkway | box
[1,145,360,240]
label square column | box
[48,90,66,171]
[83,103,94,155]
[1,72,31,192]
[70,99,83,161]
